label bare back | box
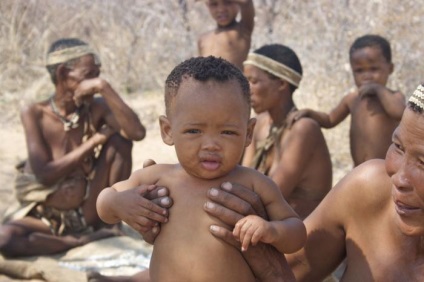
[348,91,399,166]
[198,24,251,70]
[246,113,332,219]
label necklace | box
[50,96,81,131]
[269,106,297,135]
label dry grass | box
[1,0,423,184]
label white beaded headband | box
[409,84,424,110]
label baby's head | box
[349,34,394,88]
[161,56,255,179]
[164,56,250,116]
[205,0,240,28]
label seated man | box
[0,38,146,257]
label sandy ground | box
[0,93,179,220]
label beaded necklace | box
[50,96,81,131]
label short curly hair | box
[164,56,250,116]
[349,34,392,63]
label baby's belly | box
[149,215,255,281]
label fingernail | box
[158,188,166,197]
[210,225,218,232]
[209,188,218,196]
[152,227,158,234]
[205,201,215,210]
[221,182,232,190]
[161,198,170,205]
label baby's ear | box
[245,118,256,147]
[159,115,174,146]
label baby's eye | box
[185,129,200,134]
[222,130,237,135]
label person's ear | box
[159,115,174,146]
[277,79,290,92]
[245,117,256,147]
[56,64,69,83]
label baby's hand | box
[233,214,271,252]
[358,83,384,99]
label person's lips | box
[200,156,221,171]
[201,160,220,171]
[394,200,421,216]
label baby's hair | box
[349,34,392,63]
[253,44,302,94]
[164,56,250,115]
[46,38,93,84]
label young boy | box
[96,56,306,281]
[291,34,405,167]
[197,0,254,70]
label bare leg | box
[0,217,122,257]
[88,269,150,282]
[83,134,133,229]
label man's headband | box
[46,45,100,66]
[243,53,302,87]
[409,84,424,110]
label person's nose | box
[391,158,413,192]
[201,135,221,151]
[361,71,374,83]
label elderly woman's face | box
[385,107,424,236]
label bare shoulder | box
[343,88,359,107]
[331,159,391,211]
[289,117,322,137]
[235,165,280,196]
[131,163,176,179]
[19,99,49,123]
[116,163,176,190]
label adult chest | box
[345,218,424,281]
[40,111,88,157]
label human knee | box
[0,225,19,256]
[105,134,133,158]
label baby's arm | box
[359,83,405,119]
[96,167,168,233]
[233,175,306,254]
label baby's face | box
[165,77,253,179]
[350,46,393,88]
[206,0,239,27]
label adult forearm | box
[99,80,146,141]
[33,136,101,185]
